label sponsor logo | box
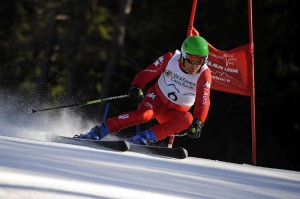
[163,69,197,89]
[154,56,164,69]
[164,70,173,77]
[202,90,208,105]
[144,69,157,73]
[147,93,156,100]
[118,114,129,119]
[144,102,154,110]
[204,81,211,88]
[170,72,196,89]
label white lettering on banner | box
[208,61,224,70]
[144,102,154,110]
[209,53,224,60]
[207,52,240,85]
[208,61,239,74]
[118,114,129,119]
[209,52,237,67]
[225,54,237,66]
[212,75,231,83]
[224,67,238,73]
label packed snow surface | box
[1,135,300,199]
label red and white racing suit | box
[106,50,212,140]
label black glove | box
[187,119,204,138]
[128,85,144,99]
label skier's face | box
[184,54,205,74]
[184,60,202,75]
[185,54,205,66]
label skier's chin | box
[189,70,197,75]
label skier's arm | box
[193,69,212,123]
[131,52,173,89]
[186,69,211,138]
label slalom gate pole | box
[102,103,110,122]
[31,94,129,114]
[168,0,198,148]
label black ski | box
[51,136,187,158]
[129,144,188,159]
[52,136,130,152]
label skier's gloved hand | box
[128,85,144,99]
[127,129,157,145]
[187,118,204,138]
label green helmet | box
[181,36,209,63]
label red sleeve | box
[131,52,174,88]
[193,68,212,123]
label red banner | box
[207,43,254,96]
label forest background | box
[0,0,299,171]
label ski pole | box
[31,94,129,114]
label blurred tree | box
[99,0,133,113]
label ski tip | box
[180,147,188,159]
[118,140,130,152]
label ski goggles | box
[185,55,206,65]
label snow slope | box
[1,135,300,199]
[0,94,299,199]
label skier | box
[80,35,212,145]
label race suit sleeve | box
[131,52,174,88]
[193,68,212,123]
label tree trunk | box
[99,0,133,113]
[38,10,57,103]
[66,0,88,102]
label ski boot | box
[75,122,111,140]
[127,129,157,145]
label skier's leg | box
[151,110,193,140]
